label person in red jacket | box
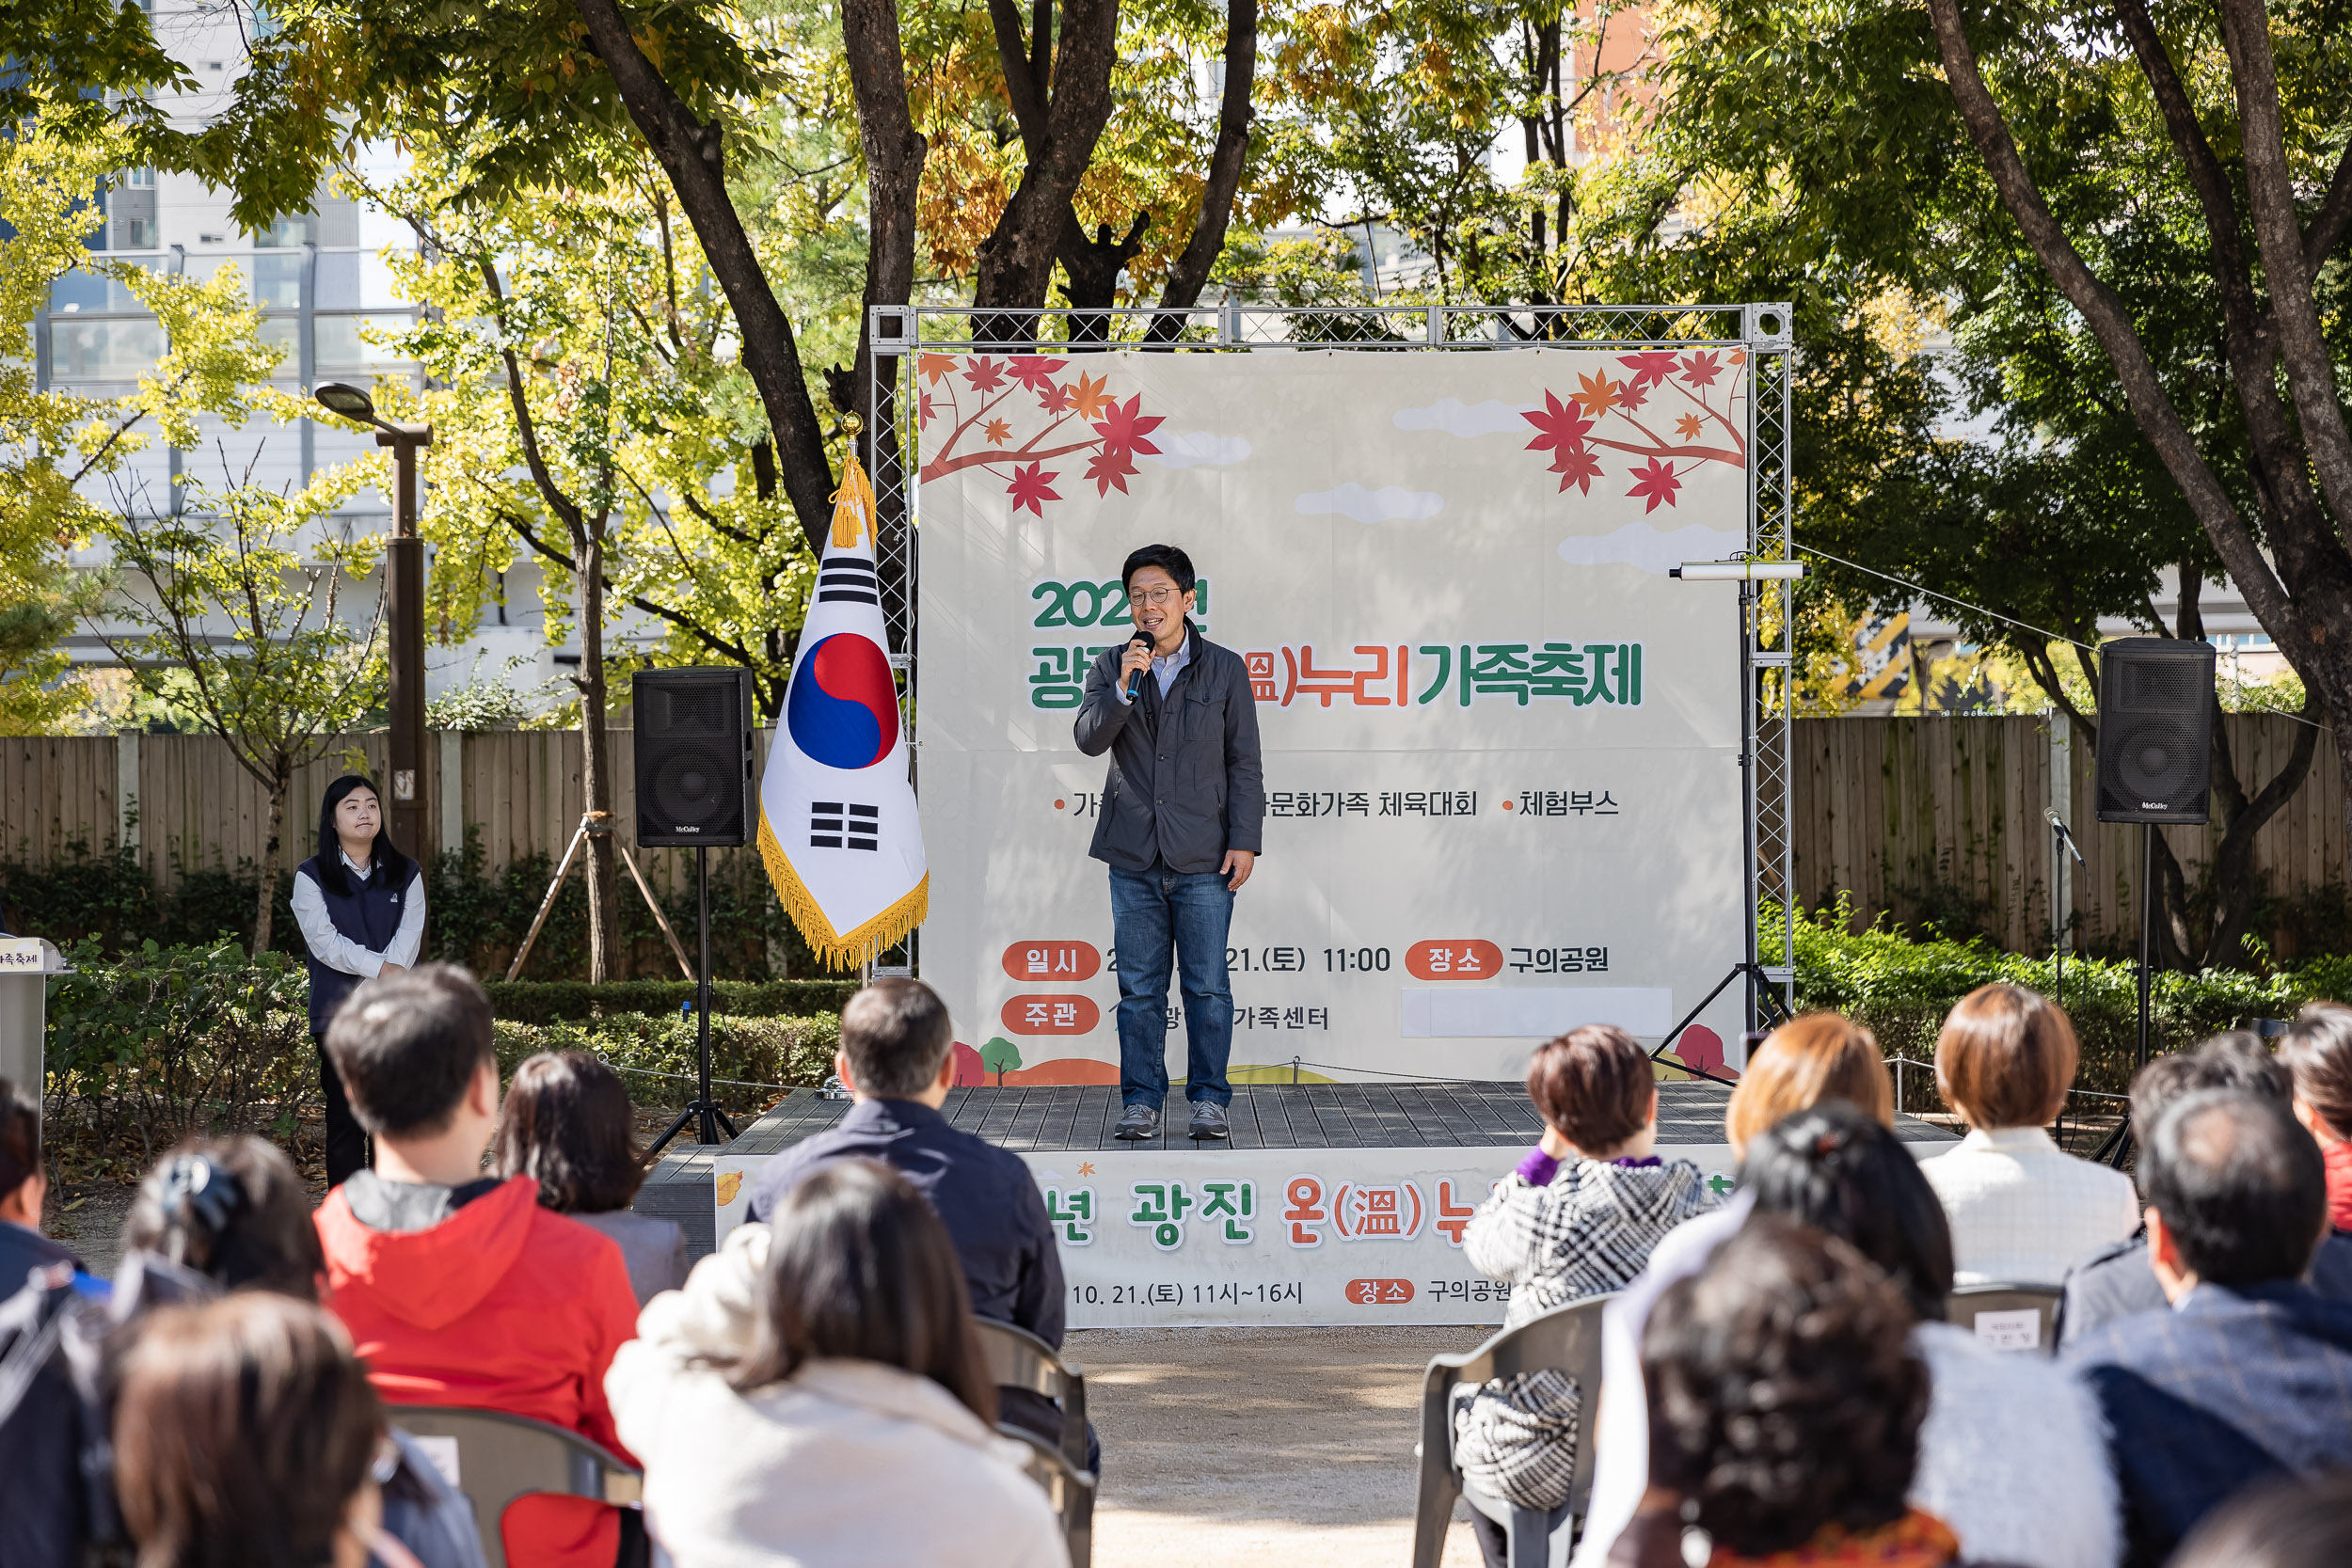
[314,964,641,1568]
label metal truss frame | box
[866,302,1795,1022]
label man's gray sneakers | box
[1114,1102,1160,1140]
[1188,1101,1231,1140]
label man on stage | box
[1075,545,1265,1141]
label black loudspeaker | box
[633,668,755,847]
[2094,638,2216,824]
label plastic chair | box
[974,1317,1090,1474]
[1947,1283,2064,1354]
[1411,1294,1613,1568]
[1005,1426,1098,1568]
[392,1406,644,1568]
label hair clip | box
[1813,1131,1846,1156]
[156,1154,248,1262]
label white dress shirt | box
[290,848,425,979]
[1921,1124,2142,1286]
[1114,635,1192,703]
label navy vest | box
[296,853,409,1033]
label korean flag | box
[755,453,927,967]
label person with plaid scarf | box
[1454,1025,1715,1568]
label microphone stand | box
[2045,810,2084,1013]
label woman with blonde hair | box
[1570,1012,1899,1567]
[1919,982,2137,1285]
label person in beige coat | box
[606,1160,1068,1568]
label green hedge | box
[1789,897,2352,1100]
[485,977,861,1024]
[491,1012,842,1112]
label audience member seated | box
[123,1137,485,1568]
[2280,1003,2352,1233]
[1633,1217,1964,1568]
[745,978,1080,1461]
[494,1052,688,1307]
[1573,1012,1895,1567]
[313,965,641,1568]
[0,1075,79,1292]
[2064,1090,2352,1567]
[112,1291,414,1568]
[2165,1471,2352,1568]
[1740,1104,2118,1568]
[1454,1024,1715,1568]
[2060,1033,2352,1347]
[1921,982,2139,1285]
[608,1158,1069,1568]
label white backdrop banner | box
[914,347,1755,1087]
[713,1145,1745,1327]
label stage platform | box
[634,1080,1960,1269]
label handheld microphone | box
[1123,628,1152,699]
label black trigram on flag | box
[810,802,879,851]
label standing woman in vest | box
[290,774,424,1185]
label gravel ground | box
[1073,1325,1487,1568]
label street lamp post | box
[314,382,433,859]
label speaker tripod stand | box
[648,846,738,1156]
[502,811,696,983]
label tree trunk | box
[579,525,621,983]
[571,0,836,562]
[841,0,929,640]
[1146,0,1259,341]
[974,0,1125,333]
[1062,214,1150,345]
[255,764,288,956]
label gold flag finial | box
[841,412,865,436]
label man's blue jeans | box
[1108,864,1234,1108]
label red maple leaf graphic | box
[1619,350,1681,389]
[983,417,1012,446]
[1008,356,1068,393]
[1619,380,1651,412]
[1627,457,1682,513]
[1675,413,1707,441]
[917,391,936,427]
[1522,389,1595,459]
[1679,350,1723,388]
[1039,381,1072,414]
[1087,446,1140,496]
[1093,394,1164,460]
[1007,462,1061,516]
[962,356,1007,392]
[1551,445,1603,496]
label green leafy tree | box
[1,111,301,732]
[351,140,823,979]
[103,463,387,957]
[979,1036,1024,1084]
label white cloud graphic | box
[1295,483,1445,524]
[1558,520,1749,575]
[1139,430,1252,469]
[1392,398,1538,438]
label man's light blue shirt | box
[1117,636,1192,703]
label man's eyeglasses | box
[1128,587,1182,609]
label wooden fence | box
[1788,713,2346,955]
[6,716,2345,956]
[0,729,775,900]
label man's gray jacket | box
[1073,621,1265,875]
